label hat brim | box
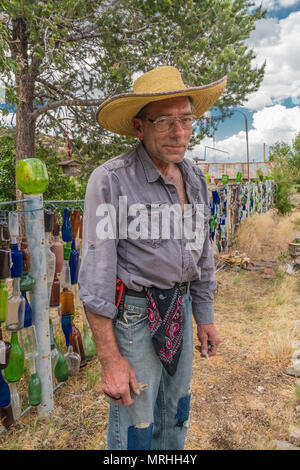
[96,76,227,137]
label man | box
[78,66,226,450]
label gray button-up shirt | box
[78,142,217,324]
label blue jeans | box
[107,291,194,450]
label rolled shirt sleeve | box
[78,165,120,319]
[190,229,218,325]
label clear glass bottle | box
[82,323,97,361]
[49,320,59,385]
[0,326,11,369]
[0,279,8,323]
[6,277,25,331]
[61,315,80,376]
[10,382,21,420]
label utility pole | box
[235,110,250,181]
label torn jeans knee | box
[175,394,191,427]
[127,422,153,450]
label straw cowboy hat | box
[96,65,227,137]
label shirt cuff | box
[79,288,118,319]
[192,302,214,325]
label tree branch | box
[31,98,103,120]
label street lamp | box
[235,109,250,181]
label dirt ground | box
[1,204,300,450]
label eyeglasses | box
[147,114,196,132]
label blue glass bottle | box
[10,243,23,278]
[61,208,72,242]
[69,239,79,285]
[0,370,10,407]
[22,292,33,328]
[61,314,72,348]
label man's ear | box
[132,117,144,141]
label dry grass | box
[1,202,300,450]
[233,209,299,261]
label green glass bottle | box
[4,332,24,383]
[0,279,8,323]
[82,323,97,361]
[28,372,42,406]
[54,338,69,383]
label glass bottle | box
[70,323,87,368]
[50,275,60,308]
[44,208,54,234]
[0,211,10,246]
[79,215,83,239]
[52,211,60,237]
[70,209,81,240]
[20,238,35,292]
[22,291,33,328]
[0,211,11,280]
[8,212,19,245]
[46,234,56,307]
[10,243,23,278]
[54,338,69,383]
[0,403,14,429]
[49,320,59,385]
[61,315,80,376]
[10,382,21,420]
[69,239,79,285]
[0,370,13,428]
[0,279,8,323]
[61,208,72,242]
[0,369,10,407]
[60,287,74,316]
[82,323,97,361]
[60,243,72,289]
[28,372,42,406]
[0,326,11,369]
[50,234,64,275]
[4,331,24,382]
[6,277,25,331]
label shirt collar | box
[136,142,161,183]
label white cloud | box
[252,0,300,10]
[245,12,300,109]
[189,104,300,162]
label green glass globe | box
[16,158,48,195]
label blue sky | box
[189,0,300,162]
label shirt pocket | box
[127,201,172,249]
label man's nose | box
[169,118,185,137]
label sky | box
[188,0,300,163]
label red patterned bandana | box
[145,284,183,376]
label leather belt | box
[126,282,189,298]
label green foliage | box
[0,130,85,202]
[0,0,267,170]
[268,141,297,215]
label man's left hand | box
[196,323,220,358]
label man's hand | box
[101,355,140,406]
[196,323,220,358]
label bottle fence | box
[0,180,275,434]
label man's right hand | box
[101,355,140,406]
[84,307,140,407]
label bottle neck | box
[12,278,21,296]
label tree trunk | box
[11,19,38,235]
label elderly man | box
[78,66,226,450]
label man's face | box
[133,96,193,164]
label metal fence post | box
[24,194,54,417]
